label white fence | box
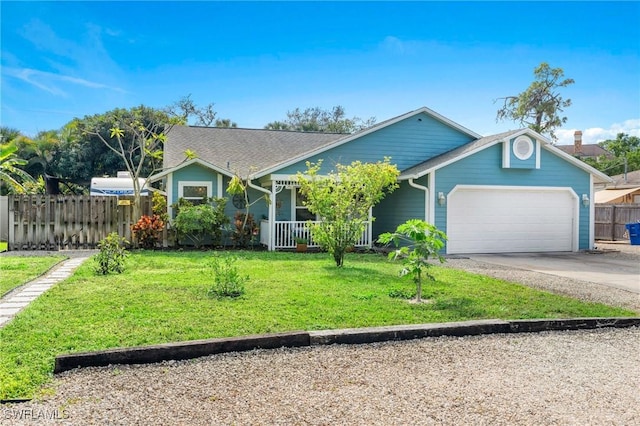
[261,220,371,249]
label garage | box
[446,186,577,254]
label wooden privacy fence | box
[6,195,152,251]
[595,204,640,241]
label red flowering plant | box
[131,214,165,249]
[131,192,168,249]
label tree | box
[265,106,376,133]
[166,94,218,126]
[583,133,640,176]
[215,118,238,128]
[77,105,183,220]
[495,62,574,141]
[297,158,399,267]
[0,142,36,194]
[378,220,447,304]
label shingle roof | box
[399,130,521,178]
[163,126,347,176]
[555,144,612,158]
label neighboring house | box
[595,169,640,204]
[149,107,611,254]
[556,130,614,161]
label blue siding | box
[172,163,220,205]
[275,112,475,175]
[373,177,428,238]
[508,136,537,169]
[275,188,294,221]
[435,144,592,249]
[221,175,269,222]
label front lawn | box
[0,251,635,400]
[0,255,66,297]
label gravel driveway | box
[2,244,639,425]
[3,328,639,425]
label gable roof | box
[163,126,346,177]
[399,129,523,178]
[160,107,482,179]
[254,106,483,178]
[399,128,612,183]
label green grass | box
[0,242,7,252]
[0,255,66,297]
[0,251,635,400]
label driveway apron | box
[468,252,640,294]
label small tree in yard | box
[297,158,399,267]
[378,219,447,303]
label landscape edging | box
[54,317,640,374]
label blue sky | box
[1,1,639,145]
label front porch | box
[260,220,372,250]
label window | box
[179,181,212,205]
[513,136,534,160]
[295,188,316,221]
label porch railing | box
[261,220,371,249]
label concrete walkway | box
[0,256,91,328]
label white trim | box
[167,173,174,219]
[589,174,594,250]
[428,172,435,224]
[446,185,579,253]
[217,173,223,198]
[513,136,533,160]
[246,178,273,250]
[178,181,213,200]
[254,107,482,179]
[535,140,541,169]
[148,158,235,183]
[400,128,612,184]
[502,139,510,168]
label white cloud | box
[555,119,640,145]
[3,66,125,97]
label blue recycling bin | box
[626,222,640,246]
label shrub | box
[207,254,247,298]
[230,211,259,248]
[172,197,228,247]
[94,232,129,275]
[131,214,164,249]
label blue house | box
[148,107,610,254]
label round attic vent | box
[513,136,534,160]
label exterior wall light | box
[438,192,446,206]
[582,194,590,207]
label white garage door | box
[447,186,576,254]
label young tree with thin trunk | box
[79,106,183,221]
[297,158,399,267]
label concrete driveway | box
[468,249,640,294]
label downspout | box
[408,177,429,222]
[246,177,273,250]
